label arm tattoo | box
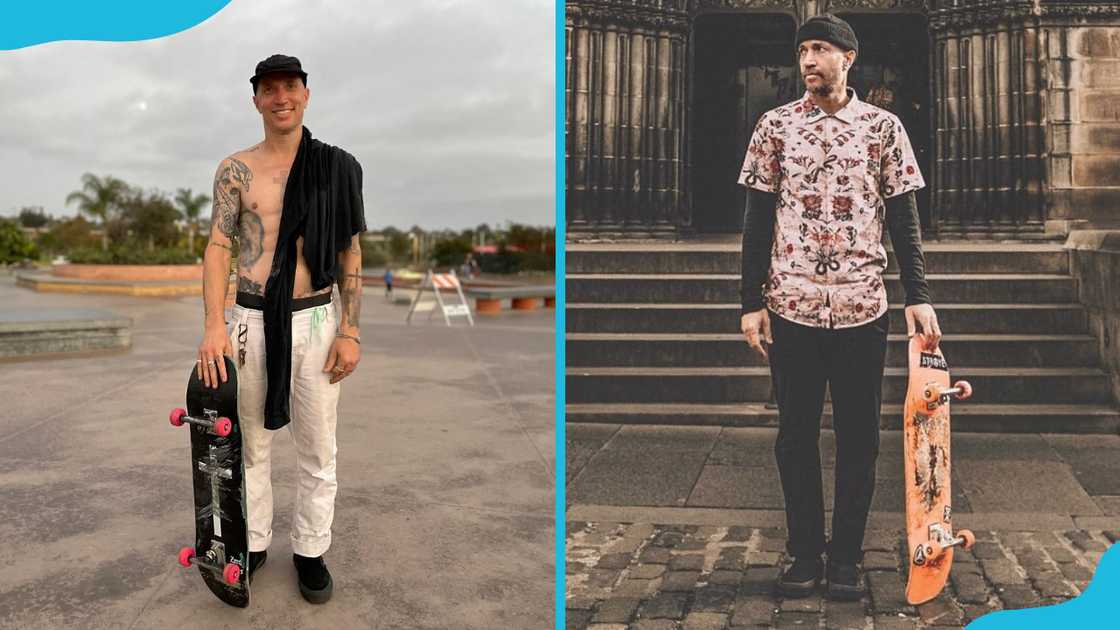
[208,241,232,251]
[211,158,252,239]
[339,271,363,330]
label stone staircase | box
[566,241,1120,433]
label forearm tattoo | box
[339,271,362,330]
[211,158,252,239]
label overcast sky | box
[0,0,555,230]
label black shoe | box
[293,553,333,604]
[776,556,823,598]
[247,550,267,584]
[826,561,866,601]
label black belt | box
[236,291,331,312]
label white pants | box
[228,303,340,557]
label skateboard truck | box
[914,523,976,564]
[921,380,972,411]
[169,407,232,437]
[178,541,242,586]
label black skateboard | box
[169,355,249,607]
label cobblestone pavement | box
[565,522,1117,629]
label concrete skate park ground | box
[0,271,556,629]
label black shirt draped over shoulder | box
[261,126,367,429]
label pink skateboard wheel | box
[213,417,232,437]
[170,408,186,427]
[954,380,972,400]
[959,529,976,550]
[178,547,195,567]
[223,563,241,585]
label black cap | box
[796,14,858,54]
[250,54,308,91]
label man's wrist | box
[336,331,361,344]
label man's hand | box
[323,336,360,384]
[740,309,772,360]
[905,303,941,350]
[197,323,233,389]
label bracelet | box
[336,332,361,345]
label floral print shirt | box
[738,89,925,329]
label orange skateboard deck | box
[902,337,973,605]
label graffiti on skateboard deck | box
[903,337,974,605]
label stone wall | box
[1047,24,1120,230]
[1067,230,1120,406]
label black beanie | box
[796,13,858,54]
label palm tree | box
[65,173,128,251]
[174,188,211,253]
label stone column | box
[568,17,591,228]
[565,0,690,239]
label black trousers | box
[767,310,889,564]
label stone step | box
[566,273,1077,304]
[565,333,1101,368]
[565,303,1089,335]
[567,242,1070,275]
[563,403,1120,434]
[565,367,1113,405]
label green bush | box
[475,249,555,274]
[36,216,98,255]
[361,245,388,268]
[67,244,199,265]
[432,237,473,267]
[0,219,38,264]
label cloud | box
[0,0,555,229]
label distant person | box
[196,54,366,604]
[384,267,394,300]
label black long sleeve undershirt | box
[739,189,931,317]
[740,189,778,315]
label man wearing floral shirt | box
[737,14,940,600]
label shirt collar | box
[800,87,861,124]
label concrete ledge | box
[467,285,556,314]
[1065,229,1120,253]
[15,271,201,297]
[566,505,1080,532]
[0,308,132,359]
[465,285,556,300]
[51,263,203,281]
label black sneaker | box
[247,550,267,584]
[293,553,333,604]
[776,556,823,598]
[826,561,866,601]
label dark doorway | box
[690,13,798,233]
[837,13,933,227]
[689,12,933,232]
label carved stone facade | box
[565,0,1120,239]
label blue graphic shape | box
[1,1,231,51]
[554,0,566,626]
[966,542,1118,629]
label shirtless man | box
[196,54,364,604]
